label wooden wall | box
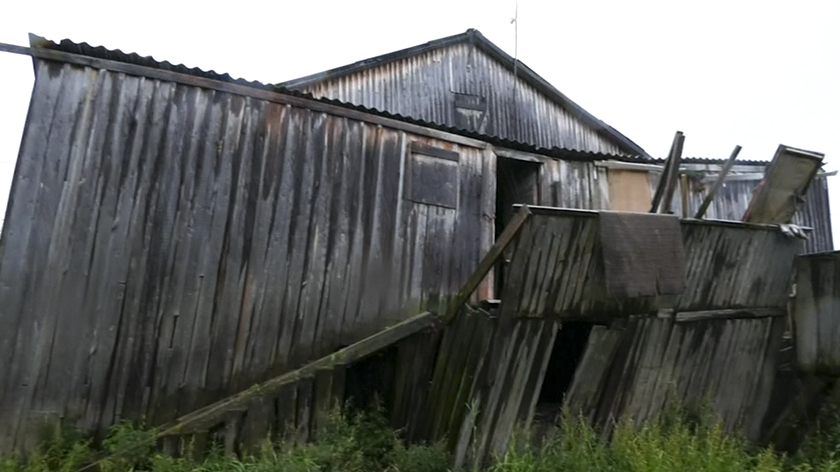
[0,59,493,451]
[538,159,610,210]
[793,251,840,376]
[0,45,826,458]
[565,221,803,441]
[498,209,658,321]
[421,304,558,469]
[567,314,786,441]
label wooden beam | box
[743,144,825,224]
[650,131,682,213]
[694,145,742,219]
[650,132,681,212]
[675,307,786,323]
[440,205,532,325]
[157,311,436,436]
[659,133,685,214]
[595,160,664,172]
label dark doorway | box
[343,345,398,418]
[533,322,593,432]
[495,157,540,294]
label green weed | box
[3,399,840,472]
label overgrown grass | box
[0,404,450,472]
[3,401,840,472]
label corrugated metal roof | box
[279,29,650,158]
[26,34,643,163]
[24,35,782,171]
[623,155,771,166]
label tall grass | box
[0,404,450,472]
[3,400,840,472]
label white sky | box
[1,0,839,239]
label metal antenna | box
[512,0,519,69]
[511,0,520,115]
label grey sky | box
[1,0,838,239]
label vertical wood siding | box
[567,314,786,442]
[538,160,610,210]
[498,211,657,321]
[0,60,492,450]
[565,222,800,441]
[793,252,840,376]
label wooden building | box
[0,31,831,455]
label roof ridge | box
[277,29,651,158]
[24,33,645,163]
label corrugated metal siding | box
[793,178,833,253]
[0,59,492,450]
[647,168,832,254]
[297,44,625,156]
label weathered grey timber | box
[0,33,832,458]
[565,220,803,442]
[793,251,840,376]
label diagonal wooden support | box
[650,131,683,213]
[158,311,436,437]
[440,204,532,325]
[694,145,742,219]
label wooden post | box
[650,131,682,213]
[694,145,742,219]
[659,133,685,214]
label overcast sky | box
[1,0,838,239]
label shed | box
[279,30,833,253]
[0,32,831,456]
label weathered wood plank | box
[565,326,622,421]
[743,144,824,224]
[675,308,786,323]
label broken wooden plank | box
[223,412,244,456]
[743,144,824,224]
[675,308,786,323]
[694,145,742,219]
[650,131,682,213]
